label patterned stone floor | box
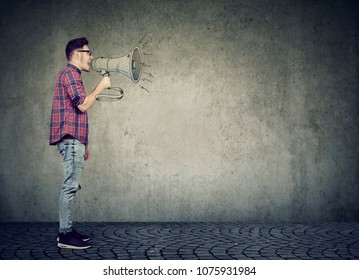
[0,222,359,260]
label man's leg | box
[56,139,90,249]
[57,139,85,233]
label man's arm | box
[77,76,111,112]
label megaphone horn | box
[91,46,142,83]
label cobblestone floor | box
[0,222,359,260]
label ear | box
[72,50,80,61]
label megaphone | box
[91,46,142,83]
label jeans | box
[57,139,85,233]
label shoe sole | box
[57,242,91,249]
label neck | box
[68,60,81,71]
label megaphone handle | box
[101,70,110,77]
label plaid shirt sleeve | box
[64,71,86,106]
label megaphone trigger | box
[100,70,110,77]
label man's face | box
[76,45,93,72]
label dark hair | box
[65,37,89,61]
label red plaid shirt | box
[49,64,88,146]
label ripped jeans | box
[57,139,85,234]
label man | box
[49,37,110,249]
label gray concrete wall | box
[0,0,358,222]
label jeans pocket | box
[57,141,70,159]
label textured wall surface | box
[0,0,358,222]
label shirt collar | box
[67,63,82,75]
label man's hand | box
[98,76,111,91]
[84,148,90,161]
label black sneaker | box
[57,229,90,242]
[72,229,91,241]
[57,232,91,249]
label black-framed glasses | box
[77,50,92,56]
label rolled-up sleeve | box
[64,70,86,107]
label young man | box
[49,37,110,249]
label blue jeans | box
[57,139,85,233]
